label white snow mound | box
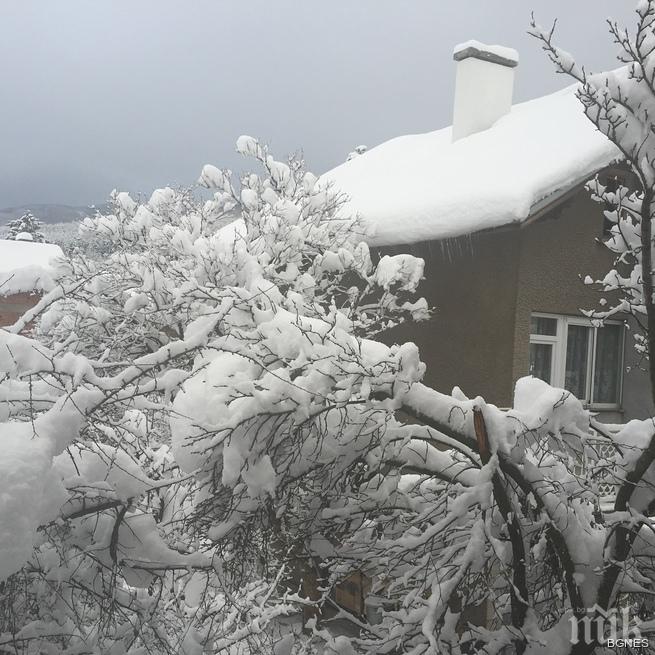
[0,240,64,295]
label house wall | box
[513,189,654,421]
[379,187,653,420]
[622,332,655,421]
[380,228,521,408]
[0,292,40,328]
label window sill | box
[586,404,623,413]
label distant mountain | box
[0,204,107,225]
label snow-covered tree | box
[0,137,428,654]
[4,210,46,242]
[346,145,368,162]
[526,3,655,652]
[40,219,113,258]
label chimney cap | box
[453,40,519,68]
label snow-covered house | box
[0,239,63,328]
[325,41,651,422]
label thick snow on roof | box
[0,240,64,296]
[323,85,620,247]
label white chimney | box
[452,40,518,142]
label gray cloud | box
[0,0,637,206]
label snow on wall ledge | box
[0,240,64,296]
[322,84,620,247]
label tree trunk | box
[641,190,655,408]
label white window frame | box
[529,313,625,410]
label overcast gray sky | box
[0,1,638,207]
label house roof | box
[0,239,64,296]
[322,84,620,247]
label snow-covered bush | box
[4,210,46,242]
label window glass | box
[565,325,590,400]
[530,316,557,336]
[529,343,553,383]
[528,314,623,407]
[593,324,622,404]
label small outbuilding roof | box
[323,84,620,247]
[0,239,64,296]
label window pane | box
[593,325,622,404]
[565,325,590,400]
[530,316,557,336]
[529,343,553,383]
